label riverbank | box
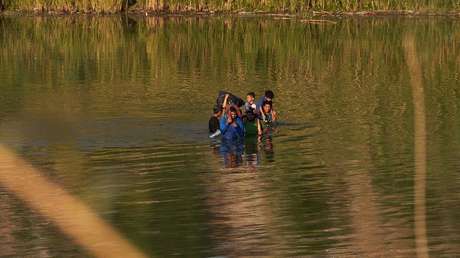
[2,9,460,18]
[1,0,460,17]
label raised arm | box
[222,94,230,109]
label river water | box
[0,15,460,257]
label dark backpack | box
[216,91,244,108]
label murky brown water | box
[1,15,460,257]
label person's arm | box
[236,117,245,134]
[259,107,266,121]
[235,117,245,138]
[242,103,248,116]
[220,115,229,134]
[257,118,262,135]
[271,110,277,122]
[255,97,264,113]
[222,94,229,109]
[236,116,244,127]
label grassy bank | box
[1,0,460,14]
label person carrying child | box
[257,100,276,136]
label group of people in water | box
[209,90,276,141]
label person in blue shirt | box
[220,105,245,141]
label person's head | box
[229,106,238,120]
[246,92,255,104]
[264,90,274,101]
[213,106,222,117]
[262,100,272,114]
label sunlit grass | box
[1,0,460,13]
[2,0,123,13]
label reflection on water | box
[217,139,245,168]
[1,15,460,257]
[212,134,274,168]
[0,145,146,258]
[404,33,429,258]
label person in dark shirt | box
[243,92,257,121]
[258,100,276,136]
[256,90,276,115]
[209,106,222,134]
[243,92,258,136]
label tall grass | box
[2,0,124,13]
[1,0,460,13]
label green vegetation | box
[1,0,460,13]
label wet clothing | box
[220,115,244,141]
[219,138,244,168]
[209,116,220,133]
[243,101,260,136]
[259,112,274,130]
[244,121,258,136]
[243,102,257,122]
